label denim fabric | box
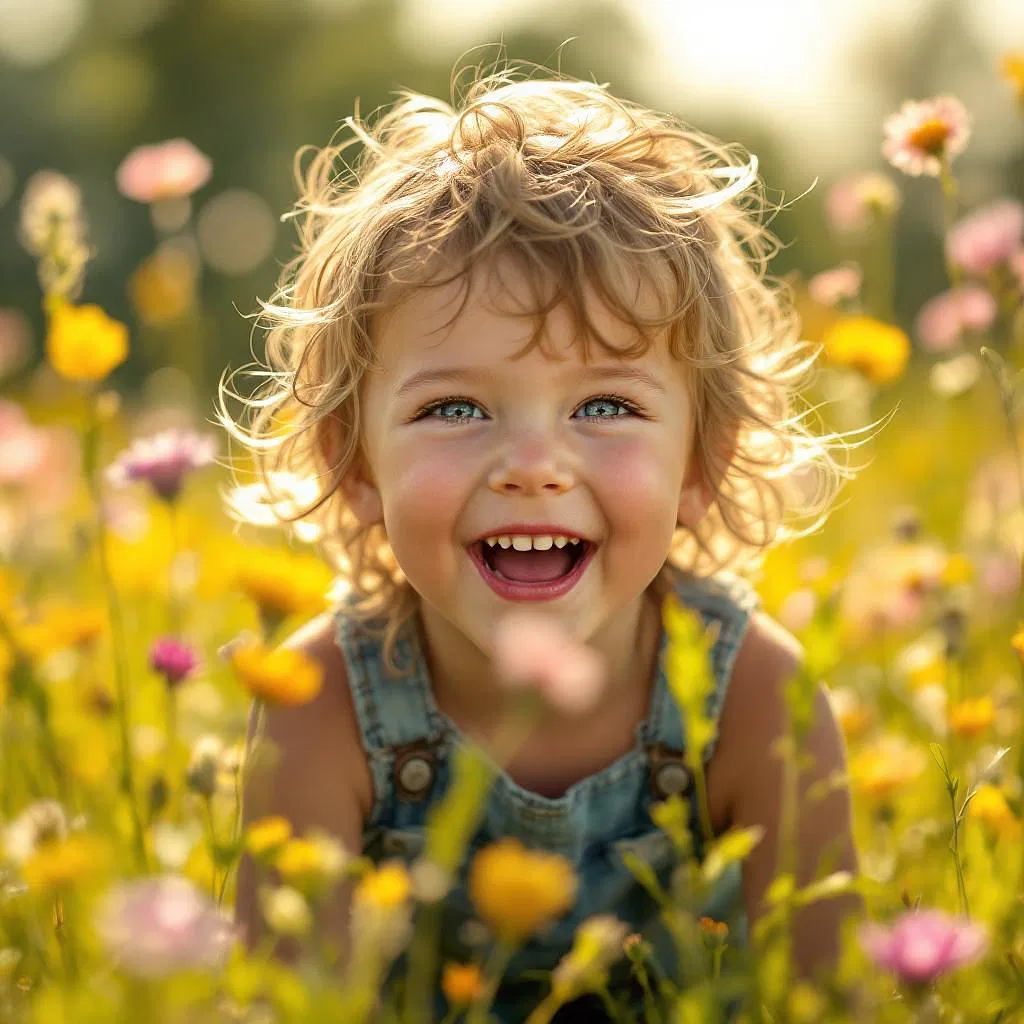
[335,567,760,1022]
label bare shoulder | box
[709,609,841,823]
[247,610,374,827]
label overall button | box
[394,743,437,801]
[653,761,691,799]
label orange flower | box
[1002,53,1024,104]
[469,838,577,943]
[948,696,995,738]
[231,643,323,707]
[441,963,484,1005]
[822,316,910,385]
[699,917,729,940]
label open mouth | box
[468,532,595,601]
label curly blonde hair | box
[218,61,854,662]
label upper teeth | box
[484,534,582,550]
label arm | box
[708,611,862,980]
[234,612,373,963]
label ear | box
[677,423,738,529]
[317,412,383,527]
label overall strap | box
[334,608,448,823]
[649,569,761,762]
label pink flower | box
[808,264,863,307]
[826,172,900,233]
[149,638,201,688]
[946,200,1024,278]
[96,876,234,978]
[492,612,605,715]
[859,909,987,985]
[882,96,971,177]
[915,286,997,352]
[0,401,47,485]
[106,429,216,502]
[116,139,212,204]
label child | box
[225,62,861,1020]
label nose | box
[487,432,575,496]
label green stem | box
[950,786,970,918]
[404,900,443,1024]
[82,402,147,871]
[629,957,663,1024]
[466,940,517,1024]
[939,161,962,289]
[166,500,183,636]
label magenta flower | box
[96,876,234,978]
[882,96,971,177]
[116,139,212,204]
[492,612,605,714]
[915,286,997,352]
[826,172,900,234]
[859,909,987,985]
[106,429,216,503]
[149,638,201,688]
[946,200,1024,278]
[808,264,863,307]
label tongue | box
[489,546,576,582]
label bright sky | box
[397,0,1024,173]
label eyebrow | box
[394,364,667,400]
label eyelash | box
[413,393,643,423]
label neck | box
[416,589,663,734]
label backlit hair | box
[218,60,855,664]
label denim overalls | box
[336,567,761,1022]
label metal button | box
[653,761,691,799]
[395,752,434,799]
[382,832,408,855]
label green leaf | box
[701,826,765,885]
[793,870,856,907]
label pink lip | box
[468,538,596,602]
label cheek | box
[377,443,473,555]
[592,436,684,531]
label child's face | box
[352,258,704,652]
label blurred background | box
[0,0,1021,408]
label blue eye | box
[574,397,633,419]
[423,399,485,423]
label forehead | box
[372,254,679,375]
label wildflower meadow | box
[2,51,1024,1024]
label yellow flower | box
[941,554,974,587]
[969,783,1021,837]
[1002,52,1024,103]
[14,602,106,660]
[355,861,412,909]
[235,548,333,622]
[469,838,577,943]
[21,834,108,890]
[274,834,348,897]
[1011,625,1024,660]
[45,300,128,382]
[129,246,196,327]
[248,816,293,861]
[849,737,925,798]
[948,696,995,737]
[441,963,484,1006]
[821,316,910,385]
[231,643,323,707]
[350,861,413,959]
